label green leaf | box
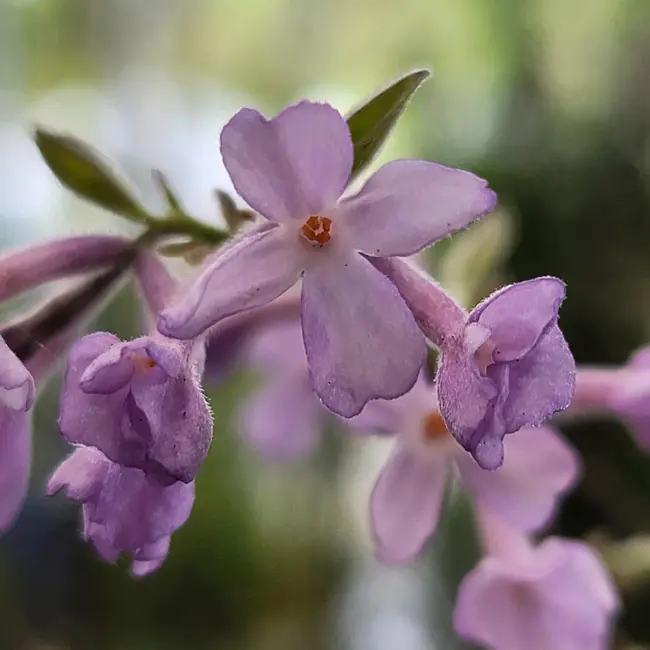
[152,169,185,215]
[34,127,149,222]
[346,69,430,182]
[216,190,255,232]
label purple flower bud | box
[0,235,131,302]
[437,278,576,470]
[58,332,212,484]
[0,335,35,533]
[157,101,496,417]
[134,251,180,318]
[47,447,194,576]
[454,514,618,650]
[573,346,650,449]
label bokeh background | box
[2,0,650,648]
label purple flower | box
[240,321,325,460]
[0,335,34,532]
[158,101,496,417]
[351,373,579,564]
[58,331,212,485]
[454,516,618,650]
[437,277,575,470]
[48,447,194,576]
[573,346,650,449]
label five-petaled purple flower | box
[351,372,579,564]
[48,447,194,576]
[158,100,497,417]
[0,335,35,532]
[437,277,576,470]
[454,513,619,650]
[58,331,212,485]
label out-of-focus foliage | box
[34,128,149,223]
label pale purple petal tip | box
[457,426,581,532]
[338,160,497,257]
[454,536,619,650]
[221,101,353,222]
[302,251,426,418]
[371,446,449,564]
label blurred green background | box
[3,0,650,648]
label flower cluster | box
[0,77,627,644]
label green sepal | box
[34,127,149,222]
[216,190,256,232]
[152,169,185,216]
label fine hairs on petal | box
[437,277,575,469]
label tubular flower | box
[58,332,212,485]
[454,514,619,650]
[351,373,579,564]
[572,346,650,450]
[48,447,194,576]
[437,278,575,470]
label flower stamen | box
[132,355,157,375]
[422,411,449,441]
[301,215,332,245]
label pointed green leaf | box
[216,190,255,232]
[152,169,185,216]
[346,69,431,182]
[34,127,149,222]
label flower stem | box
[369,256,467,348]
[143,215,229,247]
[570,367,619,414]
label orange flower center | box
[301,215,332,245]
[132,354,157,375]
[421,410,449,441]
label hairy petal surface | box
[158,226,302,340]
[58,332,128,460]
[48,447,194,575]
[338,160,496,257]
[471,278,566,362]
